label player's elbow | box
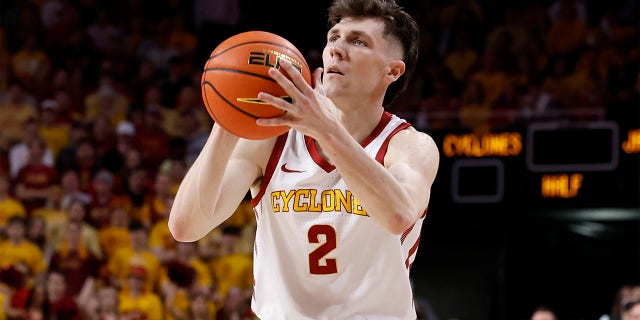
[385,212,416,235]
[168,215,199,243]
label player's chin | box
[322,85,346,100]
[320,80,337,92]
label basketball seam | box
[202,80,263,120]
[203,68,278,83]
[202,81,287,139]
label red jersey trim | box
[405,233,421,269]
[374,121,412,165]
[305,135,334,172]
[400,224,414,244]
[360,111,392,148]
[401,208,428,244]
[304,111,395,173]
[252,133,289,207]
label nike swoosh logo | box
[281,163,304,173]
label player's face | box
[322,18,402,103]
[625,302,640,320]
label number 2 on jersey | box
[308,225,337,274]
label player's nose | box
[327,41,346,60]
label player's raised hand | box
[257,59,341,139]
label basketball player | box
[169,0,440,318]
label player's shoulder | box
[385,126,439,170]
[391,126,438,150]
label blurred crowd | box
[0,0,637,319]
[400,0,638,134]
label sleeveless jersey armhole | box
[374,122,412,164]
[251,133,289,207]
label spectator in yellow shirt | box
[107,220,161,292]
[0,216,46,282]
[0,287,6,320]
[208,226,253,299]
[161,262,196,320]
[98,204,131,260]
[37,99,69,159]
[10,34,50,86]
[161,250,218,320]
[0,81,38,147]
[0,174,26,234]
[177,241,211,287]
[51,199,103,261]
[83,76,129,126]
[31,184,68,253]
[118,265,163,320]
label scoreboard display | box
[432,120,640,211]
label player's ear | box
[386,60,405,82]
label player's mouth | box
[326,65,344,76]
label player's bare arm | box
[168,126,273,242]
[318,125,438,234]
[258,60,439,234]
[383,128,440,228]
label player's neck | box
[337,104,385,143]
[313,104,385,163]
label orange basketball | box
[201,31,312,140]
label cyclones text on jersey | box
[270,189,369,216]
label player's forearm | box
[168,125,239,241]
[318,131,417,234]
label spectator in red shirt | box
[87,169,116,229]
[134,105,170,173]
[14,138,59,215]
[42,270,81,320]
[48,220,101,297]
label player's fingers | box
[257,92,295,113]
[312,68,325,95]
[256,116,287,127]
[268,66,298,98]
[277,60,314,97]
[282,59,313,95]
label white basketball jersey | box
[251,112,426,320]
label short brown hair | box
[327,0,419,107]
